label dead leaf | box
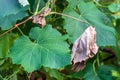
[32,8,51,27]
[71,26,99,72]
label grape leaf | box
[0,11,27,30]
[9,25,70,72]
[84,64,116,80]
[66,0,81,8]
[45,67,64,80]
[108,3,120,12]
[0,0,20,18]
[0,34,17,58]
[0,0,29,30]
[0,35,10,58]
[63,1,116,46]
[108,3,120,19]
[97,65,116,80]
[72,63,116,80]
[83,64,101,80]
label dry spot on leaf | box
[71,26,99,72]
[32,8,51,27]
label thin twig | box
[103,55,115,61]
[0,11,90,38]
[5,66,22,80]
[5,70,20,80]
[102,48,116,61]
[0,16,32,38]
[50,12,91,26]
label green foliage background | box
[0,0,120,80]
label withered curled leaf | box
[71,26,99,72]
[32,8,51,27]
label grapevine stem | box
[50,12,91,26]
[0,11,91,37]
[0,16,32,38]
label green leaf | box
[108,3,120,19]
[112,70,120,78]
[0,59,5,66]
[83,64,101,80]
[0,0,28,18]
[0,11,28,30]
[63,5,88,43]
[0,34,17,58]
[72,63,116,80]
[0,0,29,30]
[0,35,10,58]
[63,1,116,46]
[108,3,120,12]
[97,65,116,80]
[45,67,64,80]
[9,25,70,72]
[66,0,81,8]
[72,63,100,80]
[0,0,20,18]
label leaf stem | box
[28,73,32,80]
[35,0,41,15]
[93,0,107,7]
[50,12,91,26]
[97,53,100,67]
[17,27,24,35]
[0,16,32,38]
[93,60,97,76]
[37,0,51,15]
[5,67,21,80]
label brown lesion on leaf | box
[71,26,99,72]
[32,8,51,28]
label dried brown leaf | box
[71,26,99,72]
[32,8,51,27]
